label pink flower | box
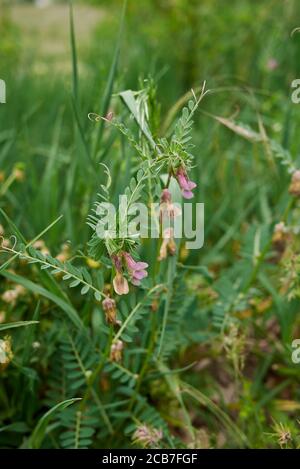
[132,424,163,448]
[161,188,172,203]
[123,252,148,286]
[158,227,176,260]
[111,252,148,294]
[160,188,181,219]
[176,167,197,199]
[113,271,129,295]
[112,254,129,295]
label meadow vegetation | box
[1,0,300,449]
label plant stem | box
[156,255,176,358]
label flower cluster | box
[112,251,148,295]
[132,424,163,448]
[158,187,181,261]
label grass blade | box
[29,398,81,449]
[0,321,39,332]
[0,270,84,331]
[92,0,128,159]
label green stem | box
[0,173,17,197]
[2,246,106,299]
[156,256,176,358]
[112,284,164,343]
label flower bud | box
[102,297,117,325]
[132,424,163,448]
[113,271,129,295]
[158,228,176,260]
[289,170,300,197]
[110,340,124,362]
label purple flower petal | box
[123,252,137,270]
[182,190,194,199]
[133,269,148,280]
[122,251,149,287]
[134,261,149,270]
[177,173,190,191]
[176,167,197,198]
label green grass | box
[0,0,300,449]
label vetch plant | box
[87,82,207,299]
